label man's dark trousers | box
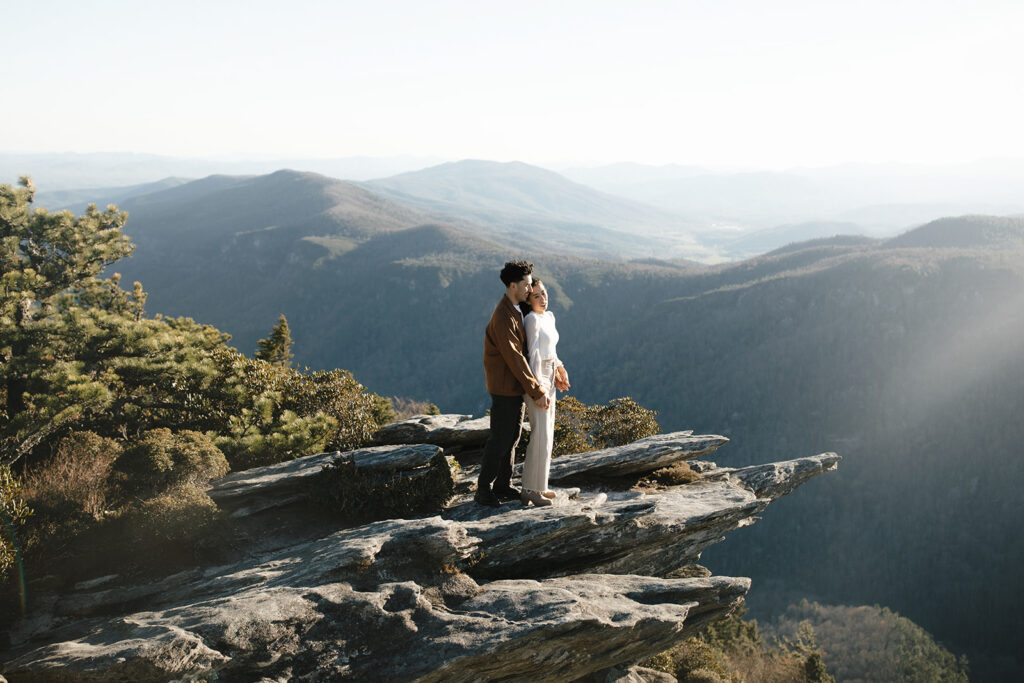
[478,394,525,491]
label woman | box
[519,279,570,507]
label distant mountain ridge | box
[0,151,443,190]
[120,170,431,243]
[561,159,1024,240]
[363,159,710,261]
[884,215,1024,249]
[11,153,1024,261]
[366,159,687,230]
[34,177,191,211]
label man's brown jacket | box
[483,295,545,400]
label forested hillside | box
[100,175,1024,679]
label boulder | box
[209,444,445,518]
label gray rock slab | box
[548,431,730,481]
[705,453,841,499]
[208,444,443,517]
[460,481,763,580]
[373,413,498,447]
[3,441,837,681]
[5,574,748,682]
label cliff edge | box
[1,415,839,681]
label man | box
[476,260,550,507]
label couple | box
[476,260,570,508]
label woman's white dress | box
[522,310,563,493]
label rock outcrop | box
[1,415,839,681]
[371,413,497,448]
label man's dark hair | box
[500,260,533,287]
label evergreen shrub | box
[280,368,394,451]
[112,428,228,497]
[552,397,594,456]
[210,351,391,470]
[551,396,661,456]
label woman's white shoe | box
[521,489,554,507]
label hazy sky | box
[5,0,1023,168]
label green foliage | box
[644,603,835,683]
[255,314,294,367]
[279,366,393,451]
[0,181,397,594]
[208,350,389,469]
[551,396,660,456]
[767,601,969,683]
[112,428,228,497]
[1,178,392,476]
[1,177,134,465]
[0,175,235,461]
[37,483,233,579]
[216,409,336,471]
[0,464,31,578]
[313,452,455,521]
[591,398,661,447]
[551,396,594,456]
[656,639,731,682]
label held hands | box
[555,365,570,392]
[535,367,569,409]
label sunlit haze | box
[5,0,1024,169]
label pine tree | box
[255,315,294,368]
[1,178,233,465]
[1,179,387,474]
[1,177,133,464]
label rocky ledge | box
[1,415,839,681]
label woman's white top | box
[523,310,563,380]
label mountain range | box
[90,169,1024,679]
[11,152,1024,261]
[0,152,442,190]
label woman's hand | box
[555,365,570,391]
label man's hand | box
[536,393,551,410]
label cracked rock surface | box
[2,416,838,681]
